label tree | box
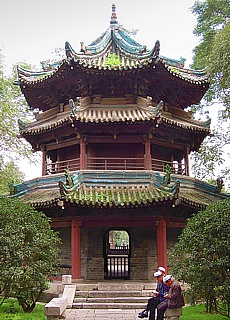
[0,197,61,312]
[0,156,25,194]
[192,0,230,111]
[169,199,230,317]
[0,50,38,163]
[189,0,230,188]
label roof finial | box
[110,3,118,27]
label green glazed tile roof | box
[12,171,229,210]
[18,97,211,137]
[17,5,208,87]
[63,184,175,208]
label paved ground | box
[65,308,140,320]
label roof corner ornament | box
[65,169,74,188]
[58,181,65,197]
[172,180,181,207]
[172,179,180,197]
[163,164,172,186]
[80,42,86,54]
[139,45,147,54]
[179,57,186,68]
[146,96,155,112]
[153,40,160,56]
[18,119,26,131]
[204,117,211,128]
[146,96,152,103]
[65,41,72,59]
[69,97,81,116]
[146,96,152,106]
[155,100,164,115]
[215,177,224,194]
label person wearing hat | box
[157,266,166,275]
[138,270,169,319]
[156,275,185,320]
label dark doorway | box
[103,229,130,279]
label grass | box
[181,304,228,319]
[0,299,228,319]
[0,298,46,320]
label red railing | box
[151,159,186,175]
[46,158,80,174]
[87,157,145,170]
[45,157,187,175]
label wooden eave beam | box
[50,216,187,228]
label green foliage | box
[0,197,61,312]
[192,0,230,71]
[169,199,230,317]
[190,131,226,181]
[207,22,230,117]
[0,50,38,163]
[0,298,45,319]
[0,300,227,320]
[181,303,229,319]
[0,156,25,194]
[190,1,230,187]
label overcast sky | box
[1,0,198,70]
[1,0,200,179]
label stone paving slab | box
[65,308,140,319]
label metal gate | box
[104,245,130,279]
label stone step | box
[55,281,155,310]
[73,281,155,292]
[75,290,146,298]
[72,302,147,309]
[97,282,144,291]
[74,296,149,304]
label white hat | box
[163,275,172,282]
[158,266,166,273]
[154,271,162,277]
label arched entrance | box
[103,229,130,280]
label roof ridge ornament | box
[110,3,118,28]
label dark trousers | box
[156,300,168,320]
[146,297,160,320]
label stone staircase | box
[71,281,154,310]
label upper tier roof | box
[16,4,209,112]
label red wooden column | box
[42,151,46,176]
[144,139,151,170]
[156,219,168,273]
[185,147,190,176]
[80,137,86,169]
[71,219,81,279]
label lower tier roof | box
[11,171,229,212]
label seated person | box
[138,267,169,320]
[156,275,185,320]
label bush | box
[0,197,61,312]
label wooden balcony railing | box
[87,157,145,170]
[151,159,186,175]
[45,157,187,175]
[46,158,80,174]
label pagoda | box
[14,4,228,280]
